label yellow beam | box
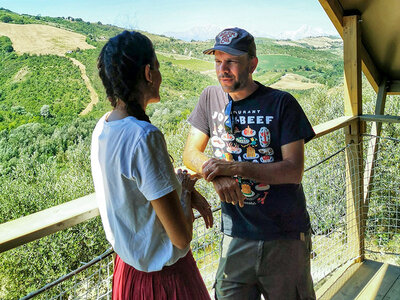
[361,46,381,93]
[0,194,99,253]
[313,116,358,139]
[344,121,364,262]
[343,15,362,116]
[318,0,382,93]
[343,15,364,262]
[318,0,343,36]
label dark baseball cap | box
[203,27,256,57]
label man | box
[183,27,316,299]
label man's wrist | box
[232,161,242,177]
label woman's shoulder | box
[122,118,164,143]
[127,118,160,134]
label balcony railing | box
[1,116,399,299]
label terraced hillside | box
[0,7,346,299]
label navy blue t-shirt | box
[188,82,315,240]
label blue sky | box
[0,0,338,40]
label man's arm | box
[183,126,245,206]
[202,139,305,185]
[183,126,210,174]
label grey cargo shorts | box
[214,232,316,300]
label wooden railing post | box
[343,14,364,262]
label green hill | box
[0,7,347,298]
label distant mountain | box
[164,24,338,42]
[276,24,338,40]
[164,25,222,42]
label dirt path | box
[69,57,99,115]
[0,23,99,114]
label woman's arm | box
[150,170,195,250]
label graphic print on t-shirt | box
[211,107,275,205]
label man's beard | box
[218,75,244,93]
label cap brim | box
[203,45,247,56]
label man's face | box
[214,50,255,94]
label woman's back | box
[91,114,190,272]
[93,30,211,299]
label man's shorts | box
[214,232,316,300]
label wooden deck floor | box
[331,260,400,300]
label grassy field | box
[157,52,214,72]
[0,23,94,56]
[257,54,316,72]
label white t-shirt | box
[91,113,190,272]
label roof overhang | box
[319,0,400,95]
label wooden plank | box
[360,115,400,123]
[343,15,362,116]
[318,0,382,94]
[0,193,99,253]
[383,273,400,299]
[361,46,381,93]
[387,80,400,95]
[356,263,400,299]
[316,259,361,300]
[313,116,358,139]
[345,122,364,262]
[330,261,400,300]
[318,0,344,37]
[331,260,381,300]
[343,14,364,262]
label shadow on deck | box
[331,260,400,299]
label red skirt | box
[112,250,211,300]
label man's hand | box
[191,189,213,228]
[202,158,238,182]
[211,176,245,207]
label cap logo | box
[217,30,238,45]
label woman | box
[91,30,212,299]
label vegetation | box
[0,45,90,130]
[0,8,399,299]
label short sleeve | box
[132,130,180,201]
[279,93,315,146]
[187,89,211,136]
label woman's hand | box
[177,169,198,192]
[191,189,213,229]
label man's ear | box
[144,64,152,83]
[249,57,258,74]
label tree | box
[11,106,26,115]
[40,105,51,118]
[0,15,12,23]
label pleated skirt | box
[112,250,211,300]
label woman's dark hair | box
[98,30,155,122]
